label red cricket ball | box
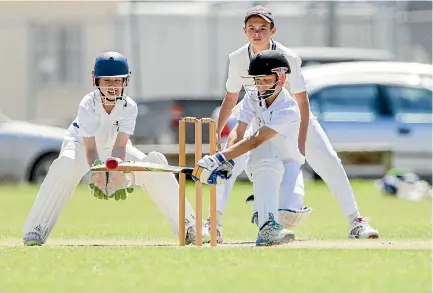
[106,158,119,170]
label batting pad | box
[127,147,196,237]
[278,207,312,228]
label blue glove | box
[216,161,235,180]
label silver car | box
[0,112,65,183]
[302,61,432,179]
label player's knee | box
[49,156,75,173]
[308,147,341,164]
[322,152,343,168]
[144,151,168,165]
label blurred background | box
[0,0,431,184]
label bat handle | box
[181,168,194,175]
[180,168,229,178]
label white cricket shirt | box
[237,88,305,165]
[225,39,307,95]
[65,90,138,149]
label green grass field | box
[0,180,431,293]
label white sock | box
[348,212,360,224]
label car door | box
[0,123,19,180]
[309,84,395,177]
[381,85,433,177]
[311,84,395,146]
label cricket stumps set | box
[178,117,218,247]
[90,116,219,247]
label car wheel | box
[30,153,58,184]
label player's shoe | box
[348,217,380,239]
[255,218,295,246]
[185,226,196,245]
[202,218,223,244]
[23,232,42,246]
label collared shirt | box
[65,90,138,149]
[237,88,304,164]
[225,39,307,95]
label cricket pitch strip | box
[0,239,430,249]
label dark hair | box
[244,15,275,29]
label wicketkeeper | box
[23,52,198,246]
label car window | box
[384,86,432,115]
[315,85,379,121]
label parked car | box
[304,61,432,179]
[0,111,65,183]
[220,61,432,180]
[290,47,396,67]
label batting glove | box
[192,153,235,185]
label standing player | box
[193,50,303,246]
[23,52,197,246]
[202,5,379,241]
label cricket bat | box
[90,158,194,175]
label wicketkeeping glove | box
[89,159,109,200]
[107,171,134,201]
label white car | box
[0,112,66,183]
[302,61,432,179]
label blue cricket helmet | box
[93,51,130,79]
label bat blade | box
[90,161,194,175]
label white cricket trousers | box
[23,140,196,243]
[216,117,359,220]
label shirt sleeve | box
[225,54,243,93]
[266,107,300,138]
[118,104,138,135]
[288,56,307,94]
[77,102,98,138]
[237,96,255,125]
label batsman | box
[23,52,198,246]
[193,51,304,246]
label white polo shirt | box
[225,39,307,95]
[237,88,305,165]
[65,90,138,149]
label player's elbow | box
[225,91,239,101]
[252,127,277,148]
[249,135,266,149]
[294,91,309,104]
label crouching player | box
[23,52,197,246]
[193,50,305,246]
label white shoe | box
[256,219,295,246]
[202,218,223,244]
[348,217,380,239]
[23,232,42,246]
